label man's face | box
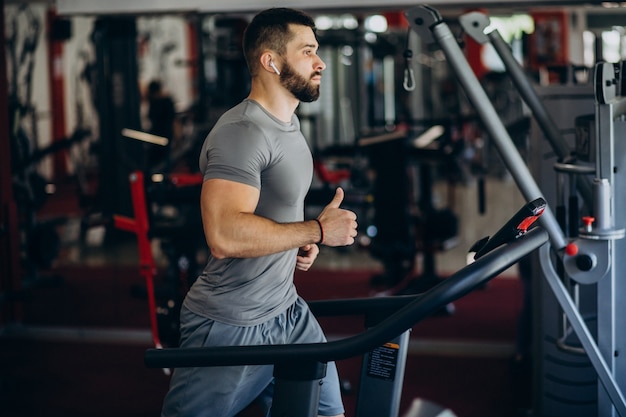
[279,24,325,102]
[279,60,321,102]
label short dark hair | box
[242,8,316,76]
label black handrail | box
[145,227,548,368]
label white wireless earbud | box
[269,61,281,75]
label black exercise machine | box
[145,198,549,417]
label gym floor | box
[0,175,531,417]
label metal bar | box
[539,244,626,417]
[486,28,594,207]
[428,21,567,249]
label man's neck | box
[247,81,299,123]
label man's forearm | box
[205,213,321,259]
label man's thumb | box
[328,187,344,208]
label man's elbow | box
[209,247,229,259]
[206,236,233,259]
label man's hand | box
[317,187,358,247]
[296,244,319,271]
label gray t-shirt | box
[183,99,313,326]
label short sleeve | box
[200,121,271,190]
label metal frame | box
[404,5,626,416]
[458,11,594,208]
[405,5,566,249]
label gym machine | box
[404,5,626,416]
[458,10,594,211]
[145,199,548,417]
[114,169,205,351]
[92,16,143,219]
[458,11,596,416]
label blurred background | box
[2,1,626,416]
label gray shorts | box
[161,297,345,417]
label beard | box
[279,62,321,102]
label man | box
[161,8,357,417]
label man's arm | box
[201,178,357,259]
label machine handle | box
[145,227,548,369]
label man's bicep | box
[201,178,260,217]
[200,179,261,255]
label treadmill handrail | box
[145,227,548,369]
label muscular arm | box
[201,178,358,259]
[201,178,321,259]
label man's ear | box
[261,52,280,75]
[269,61,281,75]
